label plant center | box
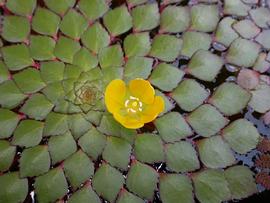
[124,96,143,113]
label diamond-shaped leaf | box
[253,53,270,73]
[222,119,260,154]
[48,131,77,164]
[67,185,101,203]
[224,0,250,16]
[192,169,231,203]
[78,127,106,160]
[155,112,192,142]
[92,163,125,202]
[226,38,260,67]
[54,36,81,63]
[1,44,33,70]
[190,4,219,32]
[81,22,110,54]
[99,44,124,69]
[172,79,209,112]
[40,61,65,84]
[0,80,27,109]
[12,120,43,148]
[160,174,194,203]
[160,6,190,33]
[116,189,144,203]
[232,19,260,39]
[6,0,36,16]
[149,34,182,62]
[78,0,109,21]
[0,108,20,139]
[255,30,270,50]
[1,16,30,42]
[64,150,94,189]
[72,47,98,71]
[68,113,92,140]
[249,84,270,113]
[19,145,50,177]
[165,141,200,172]
[0,140,16,172]
[44,0,75,15]
[237,69,259,90]
[131,3,160,32]
[60,9,88,39]
[249,7,270,28]
[13,67,46,94]
[181,31,211,58]
[103,6,132,36]
[0,172,28,203]
[20,93,54,120]
[225,165,257,200]
[43,112,69,136]
[187,104,229,137]
[197,136,236,168]
[187,50,224,82]
[124,32,151,58]
[0,61,9,84]
[102,136,132,171]
[126,161,158,200]
[210,82,251,116]
[34,168,68,203]
[32,7,61,36]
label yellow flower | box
[105,79,165,129]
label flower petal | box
[128,79,155,104]
[113,112,144,129]
[141,96,165,123]
[105,79,126,113]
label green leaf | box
[72,47,98,71]
[20,93,54,120]
[102,67,124,87]
[103,136,132,170]
[84,110,103,126]
[103,5,132,36]
[35,168,68,203]
[81,22,110,54]
[215,17,239,47]
[19,145,50,177]
[63,64,83,79]
[253,53,270,73]
[29,35,55,60]
[12,120,43,148]
[190,4,219,32]
[160,174,194,203]
[225,165,257,200]
[222,119,260,154]
[160,6,190,33]
[226,38,260,67]
[40,61,65,84]
[0,172,28,203]
[60,9,88,39]
[172,79,209,112]
[249,7,270,28]
[6,0,36,16]
[78,0,108,21]
[192,169,231,203]
[124,32,151,58]
[1,44,33,71]
[0,61,9,84]
[99,44,124,69]
[149,63,184,91]
[13,67,46,94]
[197,136,236,168]
[187,104,229,137]
[181,31,211,58]
[48,132,77,164]
[1,16,30,42]
[156,90,175,116]
[165,141,200,172]
[54,36,81,63]
[44,0,75,15]
[149,34,182,62]
[233,19,260,39]
[92,163,125,202]
[67,186,101,203]
[255,30,270,50]
[155,112,192,142]
[210,82,251,116]
[126,161,158,200]
[42,81,65,104]
[134,133,165,164]
[187,50,224,82]
[131,3,160,31]
[78,127,106,160]
[224,0,250,16]
[124,56,153,82]
[0,140,16,172]
[43,112,69,136]
[0,108,20,138]
[68,113,92,140]
[116,189,144,203]
[32,7,61,36]
[64,150,94,189]
[249,84,270,113]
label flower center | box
[124,96,143,113]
